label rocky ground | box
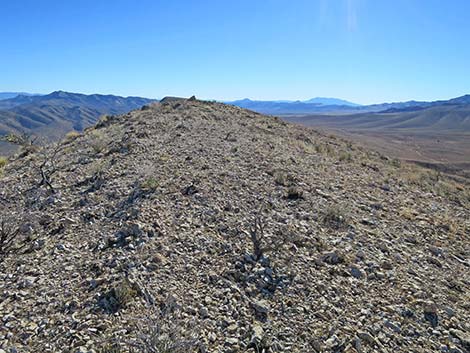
[0,98,469,352]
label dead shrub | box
[323,205,348,229]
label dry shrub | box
[99,287,203,353]
[64,131,81,142]
[323,204,349,229]
[338,151,352,162]
[89,130,108,153]
[0,156,7,176]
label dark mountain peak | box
[48,90,76,99]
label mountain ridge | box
[0,91,155,146]
[0,98,468,352]
[227,94,470,115]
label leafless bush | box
[0,215,32,262]
[244,213,291,261]
[99,283,203,353]
[248,216,266,261]
[36,145,61,192]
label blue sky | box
[1,0,470,104]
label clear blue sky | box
[2,0,470,104]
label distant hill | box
[303,97,361,106]
[226,98,362,115]
[0,91,155,145]
[0,92,39,100]
[288,101,470,131]
[228,94,470,116]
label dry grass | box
[338,151,353,162]
[89,130,108,153]
[0,156,7,169]
[64,131,81,142]
[0,156,7,176]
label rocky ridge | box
[0,99,469,352]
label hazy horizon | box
[2,90,469,106]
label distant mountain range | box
[0,92,40,100]
[227,95,470,116]
[0,91,154,143]
[1,90,470,155]
[285,102,470,132]
[226,97,361,115]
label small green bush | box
[141,177,159,191]
[0,156,7,169]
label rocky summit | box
[0,98,469,353]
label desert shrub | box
[89,130,108,153]
[99,291,202,353]
[273,171,294,186]
[286,186,303,200]
[315,143,334,156]
[95,114,115,129]
[98,279,138,314]
[0,215,34,263]
[338,151,352,162]
[323,205,348,229]
[141,177,159,191]
[274,172,287,186]
[0,156,7,176]
[64,131,81,142]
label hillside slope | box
[284,104,470,179]
[287,104,470,131]
[0,99,469,352]
[0,91,154,141]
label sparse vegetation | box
[0,156,7,176]
[36,144,63,193]
[0,156,7,169]
[0,99,468,353]
[0,216,33,263]
[247,215,267,261]
[338,151,352,162]
[0,132,38,147]
[286,186,303,200]
[323,204,348,229]
[141,177,159,191]
[64,130,81,142]
[89,130,108,153]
